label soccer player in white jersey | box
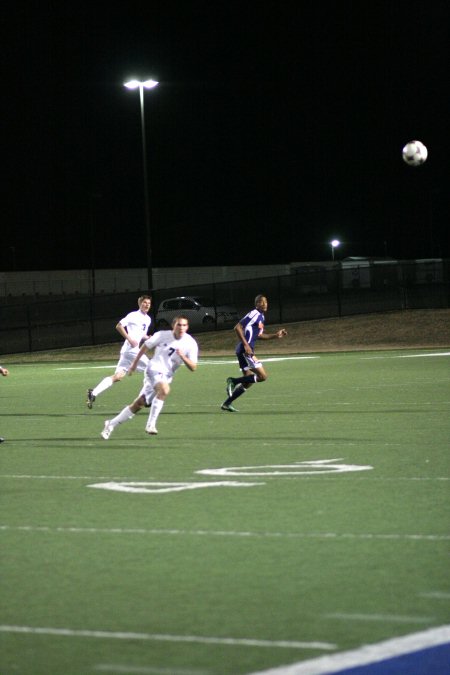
[221,294,287,412]
[101,315,198,439]
[86,295,152,408]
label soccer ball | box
[402,140,428,167]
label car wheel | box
[202,315,215,325]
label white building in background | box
[0,264,293,298]
[0,259,444,299]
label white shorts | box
[139,370,173,405]
[115,350,149,375]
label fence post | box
[26,305,33,352]
[89,295,96,345]
[277,276,283,323]
[336,266,342,317]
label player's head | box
[172,315,189,338]
[255,295,268,312]
[138,295,152,312]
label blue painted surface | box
[339,642,450,674]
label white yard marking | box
[419,591,450,600]
[324,613,434,624]
[1,473,448,482]
[94,665,208,674]
[0,625,335,651]
[362,351,450,360]
[54,351,449,372]
[397,352,450,358]
[55,356,320,370]
[197,459,373,477]
[87,481,263,494]
[1,525,448,541]
[245,624,450,674]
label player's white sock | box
[147,397,164,428]
[110,406,135,429]
[92,376,114,397]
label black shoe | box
[86,389,96,409]
[0,437,5,443]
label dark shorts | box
[237,351,262,372]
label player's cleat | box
[226,377,235,397]
[86,389,96,409]
[0,437,4,443]
[221,402,238,412]
[145,424,158,435]
[101,420,113,440]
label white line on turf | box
[1,474,448,482]
[1,525,448,541]
[419,591,450,600]
[55,356,321,370]
[94,665,208,674]
[324,613,434,624]
[362,352,450,360]
[54,352,450,371]
[0,626,335,651]
[245,624,450,674]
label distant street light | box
[124,79,159,291]
[330,239,340,261]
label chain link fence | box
[1,260,448,355]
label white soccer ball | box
[402,140,428,167]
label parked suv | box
[155,296,238,330]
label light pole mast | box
[124,79,159,291]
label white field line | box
[1,474,449,482]
[419,592,450,600]
[324,613,434,624]
[245,624,450,675]
[94,665,208,675]
[396,352,450,358]
[55,356,320,371]
[0,625,335,651]
[53,351,450,371]
[361,352,450,360]
[1,525,448,541]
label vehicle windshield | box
[193,297,215,306]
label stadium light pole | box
[330,239,340,261]
[124,79,159,291]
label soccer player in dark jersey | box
[221,295,287,412]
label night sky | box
[4,1,449,272]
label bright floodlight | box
[124,79,159,89]
[331,239,340,248]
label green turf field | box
[1,349,449,674]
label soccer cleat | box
[86,388,96,409]
[0,437,4,443]
[145,424,158,435]
[101,420,113,440]
[226,377,235,397]
[221,402,238,412]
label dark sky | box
[4,1,449,272]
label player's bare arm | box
[116,322,138,348]
[258,328,287,340]
[235,322,253,354]
[175,349,197,372]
